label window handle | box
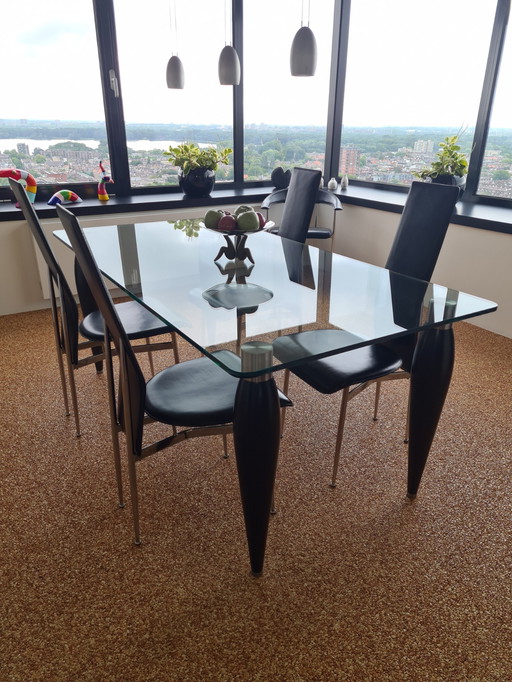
[109,69,120,98]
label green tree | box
[245,161,265,179]
[261,149,279,170]
[48,141,94,151]
[492,169,510,181]
[8,153,23,167]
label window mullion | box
[465,0,510,200]
[93,0,130,197]
[325,0,350,184]
[232,0,244,185]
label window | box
[243,0,335,181]
[113,0,234,189]
[1,0,510,217]
[339,0,495,187]
[478,25,512,199]
[0,1,109,191]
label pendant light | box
[166,0,184,89]
[218,0,240,85]
[290,0,317,77]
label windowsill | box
[1,184,511,234]
[0,186,272,222]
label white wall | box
[0,202,508,338]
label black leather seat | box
[9,177,179,438]
[55,203,292,544]
[273,181,460,487]
[274,330,402,394]
[261,167,342,244]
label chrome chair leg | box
[63,352,81,437]
[57,350,71,416]
[51,302,71,417]
[118,341,142,545]
[331,387,350,488]
[127,452,142,546]
[171,332,180,364]
[146,332,179,375]
[105,339,125,509]
[280,369,291,436]
[373,379,381,421]
[146,337,155,375]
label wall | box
[0,203,508,338]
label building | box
[413,139,434,154]
[340,146,360,175]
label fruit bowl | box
[202,205,273,234]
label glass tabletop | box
[54,219,497,377]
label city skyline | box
[1,121,510,199]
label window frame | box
[465,0,511,208]
[1,0,510,212]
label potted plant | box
[413,133,468,196]
[164,142,232,198]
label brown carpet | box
[1,309,511,681]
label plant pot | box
[178,168,215,198]
[431,174,466,198]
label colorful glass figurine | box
[98,160,113,201]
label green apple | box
[236,209,260,232]
[204,209,223,229]
[234,204,255,217]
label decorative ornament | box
[98,161,113,201]
[47,190,83,206]
[0,168,37,206]
[341,173,349,190]
[328,177,338,191]
[271,167,291,190]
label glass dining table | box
[54,218,497,575]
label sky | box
[2,1,509,130]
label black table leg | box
[233,342,281,576]
[408,324,455,497]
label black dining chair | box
[55,203,292,544]
[273,181,460,487]
[261,167,342,245]
[10,178,179,437]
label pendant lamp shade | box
[218,45,241,85]
[290,25,317,76]
[166,55,185,89]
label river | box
[0,139,179,154]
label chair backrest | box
[385,181,459,281]
[278,167,322,243]
[55,204,146,454]
[9,177,80,361]
[384,180,459,371]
